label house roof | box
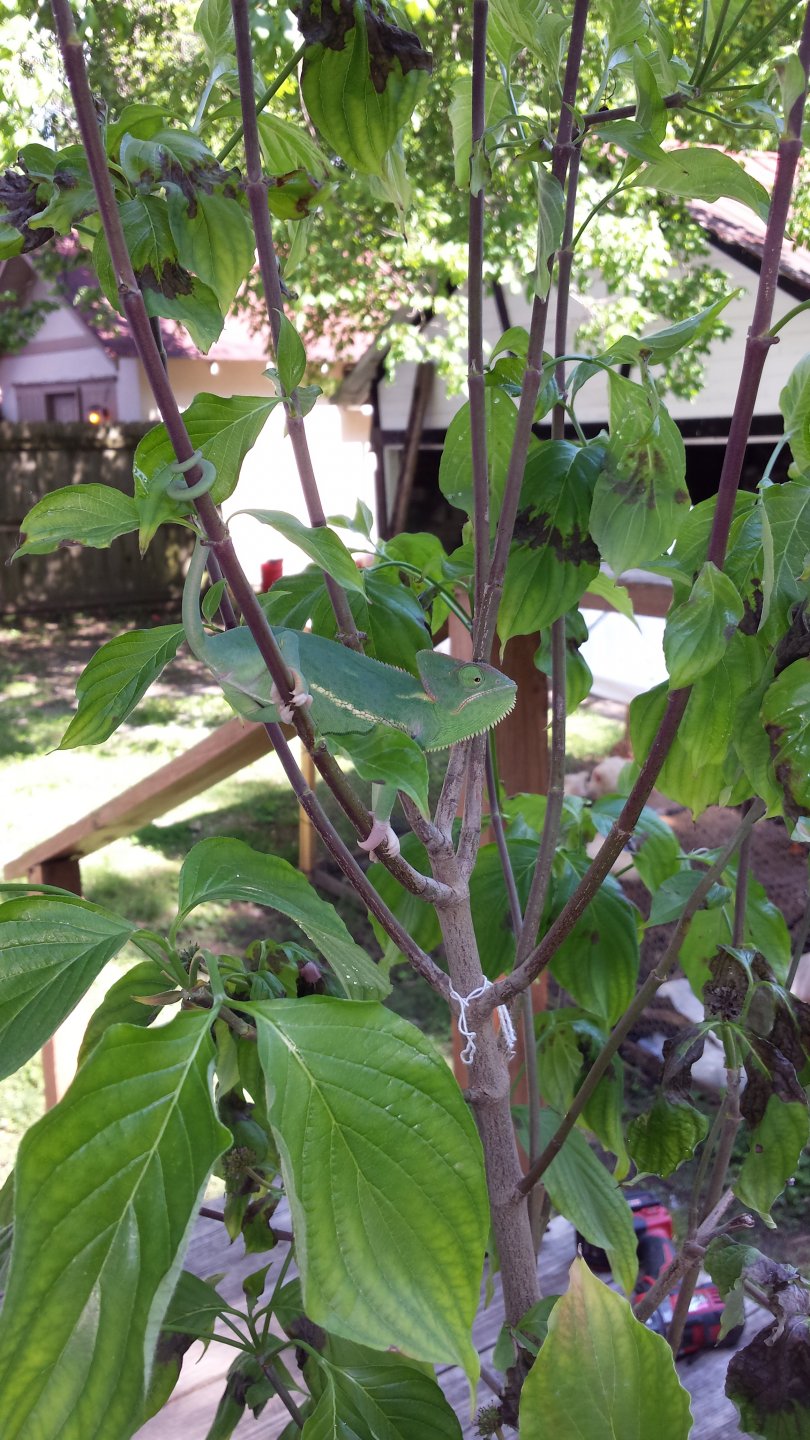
[54,262,273,363]
[686,151,810,292]
[5,149,808,375]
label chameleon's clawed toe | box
[358,820,400,861]
[271,673,313,724]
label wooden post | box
[29,858,83,1110]
[391,361,435,536]
[298,741,317,876]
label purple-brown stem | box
[473,0,591,659]
[515,801,765,1197]
[229,0,362,651]
[581,92,688,129]
[485,5,810,1014]
[49,0,444,924]
[707,3,810,568]
[469,0,490,629]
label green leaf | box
[257,112,331,177]
[631,679,749,818]
[744,876,791,981]
[572,292,739,389]
[549,862,640,1026]
[133,393,278,548]
[0,895,134,1081]
[628,1094,708,1177]
[145,1268,227,1419]
[663,563,744,688]
[438,387,519,527]
[245,998,488,1379]
[534,610,594,715]
[489,0,550,55]
[469,840,539,978]
[449,76,510,189]
[177,838,388,999]
[537,1025,583,1113]
[534,168,564,299]
[519,1258,693,1440]
[105,104,168,156]
[276,312,308,392]
[679,640,759,769]
[761,658,810,821]
[582,568,638,621]
[736,1094,809,1220]
[538,1111,638,1295]
[301,0,430,176]
[244,510,365,593]
[167,191,254,312]
[579,1056,630,1178]
[302,1357,462,1440]
[760,475,810,634]
[119,194,176,275]
[590,798,680,892]
[78,959,169,1067]
[195,0,233,55]
[59,625,184,748]
[629,147,771,221]
[498,442,602,646]
[13,485,139,558]
[0,1013,230,1440]
[119,126,217,187]
[333,727,429,814]
[589,374,689,573]
[141,272,224,354]
[779,352,810,476]
[648,869,730,926]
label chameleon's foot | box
[358,820,400,862]
[271,671,313,724]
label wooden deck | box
[135,1209,767,1439]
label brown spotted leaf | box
[590,372,689,573]
[298,0,431,175]
[499,441,602,645]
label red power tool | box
[578,1192,744,1358]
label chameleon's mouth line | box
[454,685,518,714]
[423,692,517,750]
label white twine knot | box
[449,978,517,1065]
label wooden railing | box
[3,714,313,1106]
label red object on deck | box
[261,559,284,592]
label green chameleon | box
[183,537,516,857]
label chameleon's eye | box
[459,665,484,689]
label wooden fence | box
[0,421,191,614]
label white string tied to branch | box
[449,978,517,1065]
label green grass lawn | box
[0,615,623,1183]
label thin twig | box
[229,0,362,651]
[257,1356,306,1430]
[473,0,591,658]
[49,0,446,977]
[581,92,689,129]
[487,24,810,1013]
[732,803,753,947]
[514,802,765,1198]
[469,0,490,626]
[216,42,307,164]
